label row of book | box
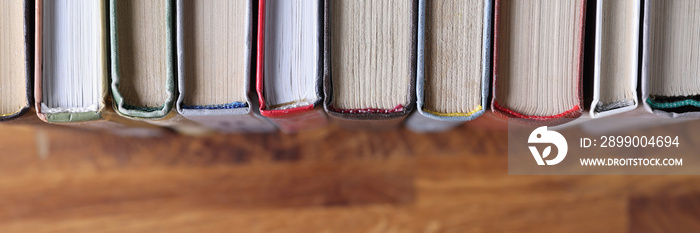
[0,0,697,135]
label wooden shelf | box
[0,114,698,232]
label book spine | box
[638,0,699,118]
[33,0,47,122]
[490,0,586,126]
[256,0,328,133]
[321,0,418,128]
[590,0,640,118]
[174,0,277,133]
[409,0,491,132]
[0,0,35,122]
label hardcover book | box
[0,0,39,124]
[491,0,586,126]
[109,0,209,134]
[175,0,276,133]
[35,0,163,136]
[406,0,492,132]
[590,0,640,118]
[322,0,417,129]
[642,0,700,118]
[256,0,328,133]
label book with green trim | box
[109,0,210,134]
[34,0,164,136]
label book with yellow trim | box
[406,0,492,132]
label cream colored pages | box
[648,0,700,97]
[41,0,102,113]
[496,0,582,116]
[331,0,412,110]
[264,0,319,110]
[116,0,168,108]
[424,0,483,115]
[0,0,27,115]
[182,0,247,107]
[598,0,637,106]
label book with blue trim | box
[175,0,276,133]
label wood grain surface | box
[0,115,698,232]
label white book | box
[590,0,640,118]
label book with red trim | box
[491,0,587,126]
[322,0,417,129]
[256,0,328,133]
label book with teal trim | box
[642,0,700,118]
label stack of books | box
[0,0,696,134]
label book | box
[35,0,163,136]
[590,0,640,118]
[109,0,209,134]
[0,0,39,124]
[406,0,493,132]
[175,0,276,133]
[322,0,417,129]
[256,0,328,133]
[642,0,700,118]
[551,0,640,130]
[491,0,586,126]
